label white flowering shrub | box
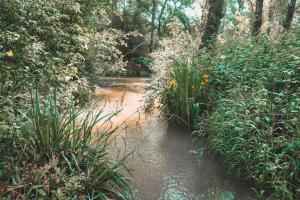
[0,1,127,95]
[150,19,198,89]
[0,0,128,128]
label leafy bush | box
[131,56,153,71]
[0,91,133,199]
[0,2,136,198]
[146,22,198,111]
[0,0,128,121]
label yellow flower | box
[7,50,13,57]
[201,79,209,85]
[201,74,209,85]
[192,84,195,89]
[168,79,176,89]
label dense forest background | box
[0,0,299,199]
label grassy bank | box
[159,29,300,199]
[0,91,133,199]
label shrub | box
[0,0,128,123]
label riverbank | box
[156,29,300,199]
[95,77,256,199]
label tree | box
[237,0,244,13]
[283,0,297,29]
[158,0,169,37]
[149,0,157,52]
[200,0,225,49]
[156,0,194,37]
[252,0,264,36]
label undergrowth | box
[159,28,300,199]
[0,90,133,199]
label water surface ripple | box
[94,77,255,200]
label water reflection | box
[95,77,256,200]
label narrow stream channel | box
[94,77,256,200]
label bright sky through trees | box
[185,1,202,18]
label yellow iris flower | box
[201,74,209,85]
[7,50,14,57]
[168,79,176,89]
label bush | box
[0,4,132,197]
[0,0,128,123]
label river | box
[93,77,256,200]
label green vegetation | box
[0,91,133,199]
[205,30,299,199]
[159,29,300,199]
[1,0,300,199]
[163,60,211,127]
[1,0,196,198]
[148,1,300,199]
[0,0,135,199]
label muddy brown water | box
[94,77,256,200]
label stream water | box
[94,77,256,200]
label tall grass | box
[0,90,134,199]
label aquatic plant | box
[163,58,212,127]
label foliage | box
[0,0,127,104]
[149,19,197,88]
[131,56,153,71]
[0,91,133,199]
[163,59,211,127]
[84,28,129,80]
[0,0,129,145]
[207,87,299,199]
[145,20,197,110]
[151,14,300,197]
[0,1,134,198]
[196,29,299,199]
[110,10,149,72]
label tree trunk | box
[149,0,157,53]
[237,0,244,13]
[283,0,297,29]
[158,0,168,37]
[200,0,225,49]
[252,0,264,36]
